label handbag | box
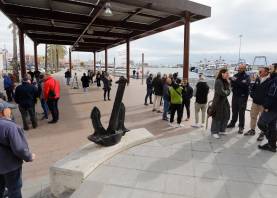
[49,80,56,98]
[207,100,216,117]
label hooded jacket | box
[194,79,209,104]
[43,76,60,100]
[250,76,271,105]
[14,82,38,108]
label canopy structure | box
[0,0,211,80]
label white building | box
[0,51,4,76]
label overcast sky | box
[0,0,277,65]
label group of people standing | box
[145,72,201,127]
[0,72,61,198]
[144,63,277,153]
[64,70,113,101]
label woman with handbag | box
[211,69,231,139]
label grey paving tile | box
[165,174,195,197]
[225,181,261,198]
[195,178,228,198]
[168,148,192,162]
[131,189,163,198]
[257,184,277,198]
[107,154,144,169]
[135,171,167,192]
[192,151,217,164]
[219,164,252,182]
[246,167,277,185]
[166,160,194,177]
[194,162,222,179]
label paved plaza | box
[2,70,275,198]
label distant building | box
[0,51,4,75]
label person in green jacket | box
[168,79,184,127]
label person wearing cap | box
[244,67,270,140]
[14,76,39,130]
[43,74,60,123]
[0,100,35,198]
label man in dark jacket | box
[64,69,72,86]
[258,63,277,152]
[0,100,35,198]
[192,74,209,128]
[152,73,163,112]
[227,65,251,134]
[181,79,193,121]
[144,74,153,105]
[244,67,270,140]
[14,76,38,130]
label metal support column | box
[126,39,130,83]
[69,48,72,73]
[45,44,48,73]
[183,12,190,80]
[18,28,26,78]
[105,48,108,72]
[34,42,38,71]
[93,51,96,73]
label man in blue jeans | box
[0,100,35,198]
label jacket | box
[14,82,38,108]
[169,84,183,104]
[0,118,32,174]
[231,72,250,97]
[3,76,13,90]
[103,77,112,90]
[163,83,170,101]
[81,76,90,88]
[212,79,231,120]
[182,84,193,101]
[152,77,163,96]
[43,76,60,100]
[250,76,271,105]
[263,73,277,112]
[64,71,72,78]
[195,80,209,104]
[146,77,153,89]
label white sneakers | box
[168,123,185,128]
[213,134,220,139]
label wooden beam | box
[105,48,108,72]
[34,42,38,71]
[183,12,190,80]
[93,51,96,73]
[18,28,26,78]
[73,0,107,48]
[53,0,96,7]
[126,39,130,83]
[23,24,84,34]
[36,39,75,45]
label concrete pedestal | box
[49,128,153,197]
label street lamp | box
[238,34,243,63]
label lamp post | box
[238,34,243,63]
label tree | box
[47,45,67,73]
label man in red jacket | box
[43,74,60,124]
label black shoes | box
[257,132,265,141]
[244,129,255,136]
[238,128,244,134]
[258,143,276,153]
[48,120,57,124]
[144,103,148,106]
[227,123,235,128]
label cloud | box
[1,0,277,65]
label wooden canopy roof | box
[0,0,211,52]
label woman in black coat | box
[211,68,231,139]
[81,73,90,92]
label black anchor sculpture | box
[88,76,130,146]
